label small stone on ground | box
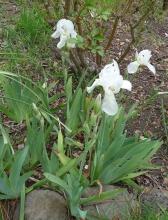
[13,189,68,220]
[83,185,138,220]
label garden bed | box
[0,1,168,220]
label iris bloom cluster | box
[52,19,156,116]
[51,19,77,49]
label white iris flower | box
[51,19,77,49]
[127,50,156,74]
[87,60,132,116]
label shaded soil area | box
[104,16,168,139]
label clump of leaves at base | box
[90,108,161,184]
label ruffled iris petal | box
[127,61,140,74]
[102,91,118,116]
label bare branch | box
[105,16,120,52]
[118,24,135,63]
[75,5,86,36]
[74,3,88,68]
[76,48,87,68]
[64,0,71,17]
[163,0,168,10]
[105,0,134,52]
[118,0,156,63]
[69,50,82,73]
[96,53,102,66]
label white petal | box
[57,35,67,49]
[56,19,67,28]
[99,59,121,92]
[57,19,75,35]
[112,74,124,94]
[87,79,100,93]
[71,30,77,38]
[100,59,120,78]
[102,91,118,116]
[139,50,151,59]
[146,63,156,75]
[57,40,66,49]
[112,59,120,75]
[53,19,77,49]
[138,50,152,65]
[51,30,60,39]
[121,80,132,91]
[127,61,140,74]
